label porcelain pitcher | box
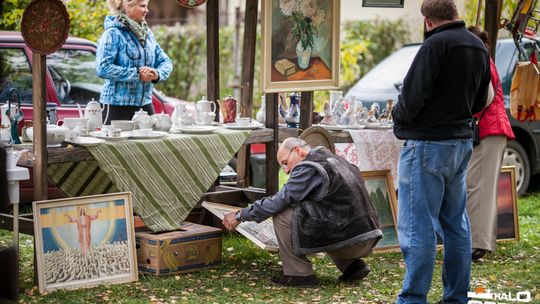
[196,96,217,125]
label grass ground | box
[1,192,539,303]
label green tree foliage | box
[313,18,411,112]
[152,25,240,103]
[0,0,108,41]
[464,0,519,29]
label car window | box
[346,45,420,96]
[46,49,103,106]
[0,48,33,105]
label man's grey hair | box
[107,0,143,14]
[421,0,459,22]
[281,138,311,152]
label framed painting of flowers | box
[262,0,340,93]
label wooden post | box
[206,0,220,120]
[32,54,47,202]
[265,93,279,195]
[484,0,499,58]
[236,0,259,188]
[299,91,314,131]
[239,0,258,117]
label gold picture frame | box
[33,192,138,293]
[261,0,340,93]
[360,170,400,252]
[496,166,520,242]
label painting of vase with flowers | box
[262,0,340,93]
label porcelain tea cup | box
[100,125,112,137]
[107,127,122,138]
[236,117,251,126]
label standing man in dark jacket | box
[392,0,491,303]
[223,138,382,288]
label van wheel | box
[503,141,530,196]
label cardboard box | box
[136,222,222,276]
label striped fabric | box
[48,130,249,232]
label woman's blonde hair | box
[106,0,140,14]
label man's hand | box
[222,212,240,231]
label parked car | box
[346,38,539,196]
[0,31,191,202]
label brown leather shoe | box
[270,275,319,288]
[338,259,371,283]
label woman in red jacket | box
[466,26,515,261]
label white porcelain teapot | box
[195,96,217,125]
[132,108,153,129]
[152,112,172,131]
[81,99,104,132]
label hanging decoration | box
[20,0,70,55]
[175,0,207,8]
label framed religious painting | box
[362,0,404,8]
[496,166,520,242]
[360,170,400,252]
[33,192,138,293]
[261,0,340,92]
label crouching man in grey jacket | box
[223,138,382,287]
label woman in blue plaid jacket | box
[96,0,172,123]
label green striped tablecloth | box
[48,129,249,232]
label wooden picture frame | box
[202,201,279,252]
[33,192,138,293]
[362,0,404,8]
[496,166,520,242]
[360,170,400,252]
[261,0,340,92]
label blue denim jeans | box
[396,139,473,304]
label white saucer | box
[344,125,366,130]
[366,123,393,129]
[66,137,106,147]
[318,124,345,131]
[170,126,219,134]
[128,130,168,139]
[223,122,264,130]
[89,131,130,141]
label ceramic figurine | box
[6,88,23,144]
[331,97,347,125]
[386,99,394,122]
[370,103,381,120]
[320,102,335,125]
[279,92,300,128]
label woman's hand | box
[139,67,159,83]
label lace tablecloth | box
[335,129,404,188]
